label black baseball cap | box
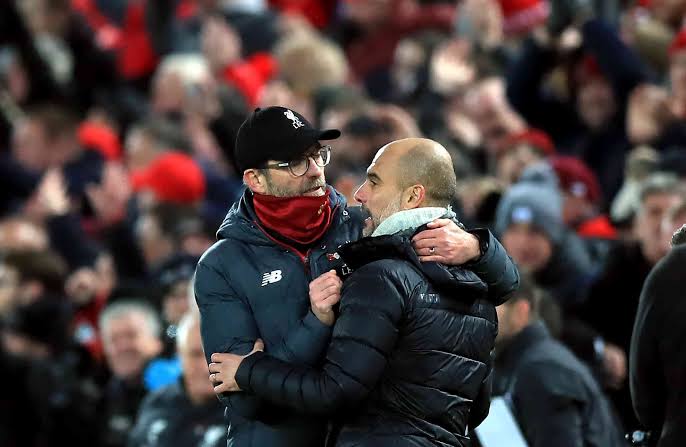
[234,106,341,173]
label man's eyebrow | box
[367,172,381,183]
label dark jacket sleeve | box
[467,229,520,305]
[514,361,586,447]
[469,353,494,430]
[194,254,333,417]
[235,264,404,413]
[630,262,666,431]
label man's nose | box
[353,183,366,204]
[305,156,324,177]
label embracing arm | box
[234,267,404,413]
[413,220,519,304]
[194,254,332,418]
[465,229,520,305]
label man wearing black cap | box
[194,106,519,447]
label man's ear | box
[402,184,425,210]
[243,169,267,195]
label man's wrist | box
[312,308,335,326]
[467,230,489,263]
[235,350,265,393]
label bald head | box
[381,138,457,207]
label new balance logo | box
[261,270,283,286]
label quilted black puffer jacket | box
[236,228,503,447]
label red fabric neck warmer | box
[253,189,333,246]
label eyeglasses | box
[263,145,331,177]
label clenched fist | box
[309,270,342,326]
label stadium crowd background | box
[0,0,685,445]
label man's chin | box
[302,186,326,197]
[362,217,375,237]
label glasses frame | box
[263,145,332,177]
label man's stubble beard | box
[361,197,403,237]
[263,172,326,198]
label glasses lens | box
[314,146,331,167]
[289,158,309,176]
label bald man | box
[208,138,510,447]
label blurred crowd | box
[1,0,685,445]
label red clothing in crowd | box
[346,0,456,80]
[269,0,338,29]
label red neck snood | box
[253,189,333,246]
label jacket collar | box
[339,220,487,298]
[371,207,455,237]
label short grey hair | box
[99,299,162,339]
[176,311,200,352]
[672,224,686,247]
[639,173,680,203]
[397,142,458,207]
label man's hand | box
[412,219,481,265]
[309,270,342,326]
[209,339,264,393]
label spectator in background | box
[339,0,457,99]
[150,54,212,121]
[1,249,68,306]
[134,203,208,270]
[493,275,625,447]
[550,155,618,271]
[626,84,678,150]
[495,164,595,307]
[462,77,526,163]
[668,28,686,121]
[152,254,200,356]
[124,117,191,172]
[578,173,683,431]
[610,145,660,230]
[275,30,349,102]
[496,128,556,186]
[630,242,686,447]
[4,103,104,214]
[506,1,650,207]
[129,311,225,447]
[1,290,102,446]
[0,215,48,252]
[131,152,206,206]
[98,300,163,447]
